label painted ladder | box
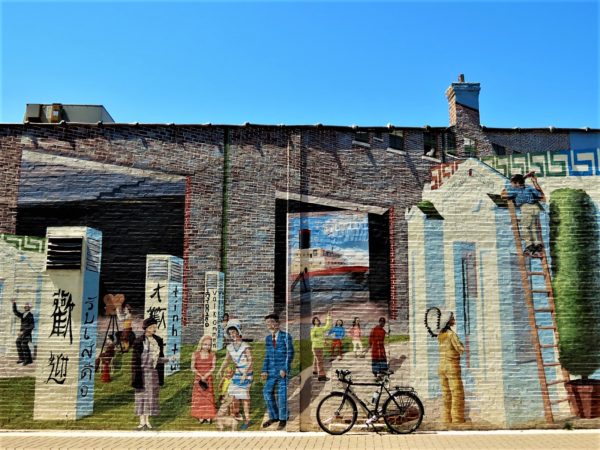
[507,200,570,423]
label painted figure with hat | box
[217,319,253,430]
[12,300,34,366]
[436,310,466,424]
[131,317,171,430]
[501,171,546,256]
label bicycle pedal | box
[365,416,378,425]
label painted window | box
[460,251,477,336]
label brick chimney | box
[445,74,481,127]
[444,74,493,157]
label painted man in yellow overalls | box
[437,311,465,424]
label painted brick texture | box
[1,119,599,433]
[0,125,435,341]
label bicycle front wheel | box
[316,392,358,435]
[382,391,424,434]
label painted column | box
[204,271,225,351]
[144,255,183,376]
[406,208,429,397]
[33,227,102,420]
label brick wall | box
[1,121,599,432]
[453,103,494,157]
[0,124,435,341]
[485,129,570,154]
[0,130,23,233]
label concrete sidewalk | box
[1,430,598,450]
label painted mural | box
[285,211,403,431]
[0,233,301,430]
[2,147,599,432]
[408,156,600,428]
[481,148,600,179]
[0,234,46,360]
[0,209,399,432]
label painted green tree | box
[549,188,600,378]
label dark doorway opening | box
[16,197,185,315]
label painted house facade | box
[408,155,600,427]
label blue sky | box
[1,1,598,127]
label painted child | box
[100,334,116,383]
[328,319,346,360]
[218,366,234,414]
[117,304,135,351]
[349,317,364,357]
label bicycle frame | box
[338,376,410,418]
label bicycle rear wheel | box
[382,391,424,434]
[316,392,358,435]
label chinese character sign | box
[49,289,75,343]
[145,255,183,376]
[34,227,102,421]
[45,352,69,384]
[167,280,182,376]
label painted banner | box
[144,255,183,376]
[203,271,224,351]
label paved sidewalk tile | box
[0,430,599,450]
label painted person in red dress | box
[191,335,217,423]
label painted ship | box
[289,247,369,291]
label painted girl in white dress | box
[217,319,253,430]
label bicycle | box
[316,369,424,435]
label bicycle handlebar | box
[335,369,352,381]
